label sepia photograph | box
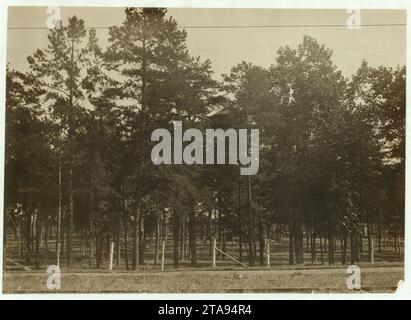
[2,5,406,294]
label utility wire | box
[7,23,406,30]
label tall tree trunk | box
[45,217,49,251]
[88,183,93,267]
[105,234,110,261]
[218,209,222,259]
[162,212,167,241]
[154,217,160,265]
[35,216,40,269]
[61,213,65,257]
[247,175,254,266]
[116,227,120,266]
[350,233,356,264]
[25,212,31,264]
[319,233,324,264]
[311,228,317,263]
[298,224,304,264]
[173,213,180,269]
[367,224,373,263]
[208,210,213,256]
[65,35,76,268]
[328,231,335,265]
[88,219,92,267]
[132,16,147,270]
[30,213,34,254]
[258,203,264,266]
[377,223,382,253]
[221,199,226,260]
[138,213,145,265]
[95,233,101,268]
[288,223,294,265]
[189,207,197,266]
[17,223,21,257]
[121,187,128,270]
[67,163,74,267]
[132,200,141,270]
[293,220,303,265]
[356,232,361,262]
[180,215,185,261]
[342,229,347,265]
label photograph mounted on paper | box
[3,6,405,293]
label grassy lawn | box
[4,237,404,293]
[3,265,403,293]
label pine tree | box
[27,16,100,266]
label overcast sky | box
[7,7,406,80]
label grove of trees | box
[4,8,405,270]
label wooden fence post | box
[212,238,216,268]
[266,238,271,267]
[161,240,165,271]
[108,241,114,271]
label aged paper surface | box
[1,2,406,295]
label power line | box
[183,23,406,29]
[7,23,406,30]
